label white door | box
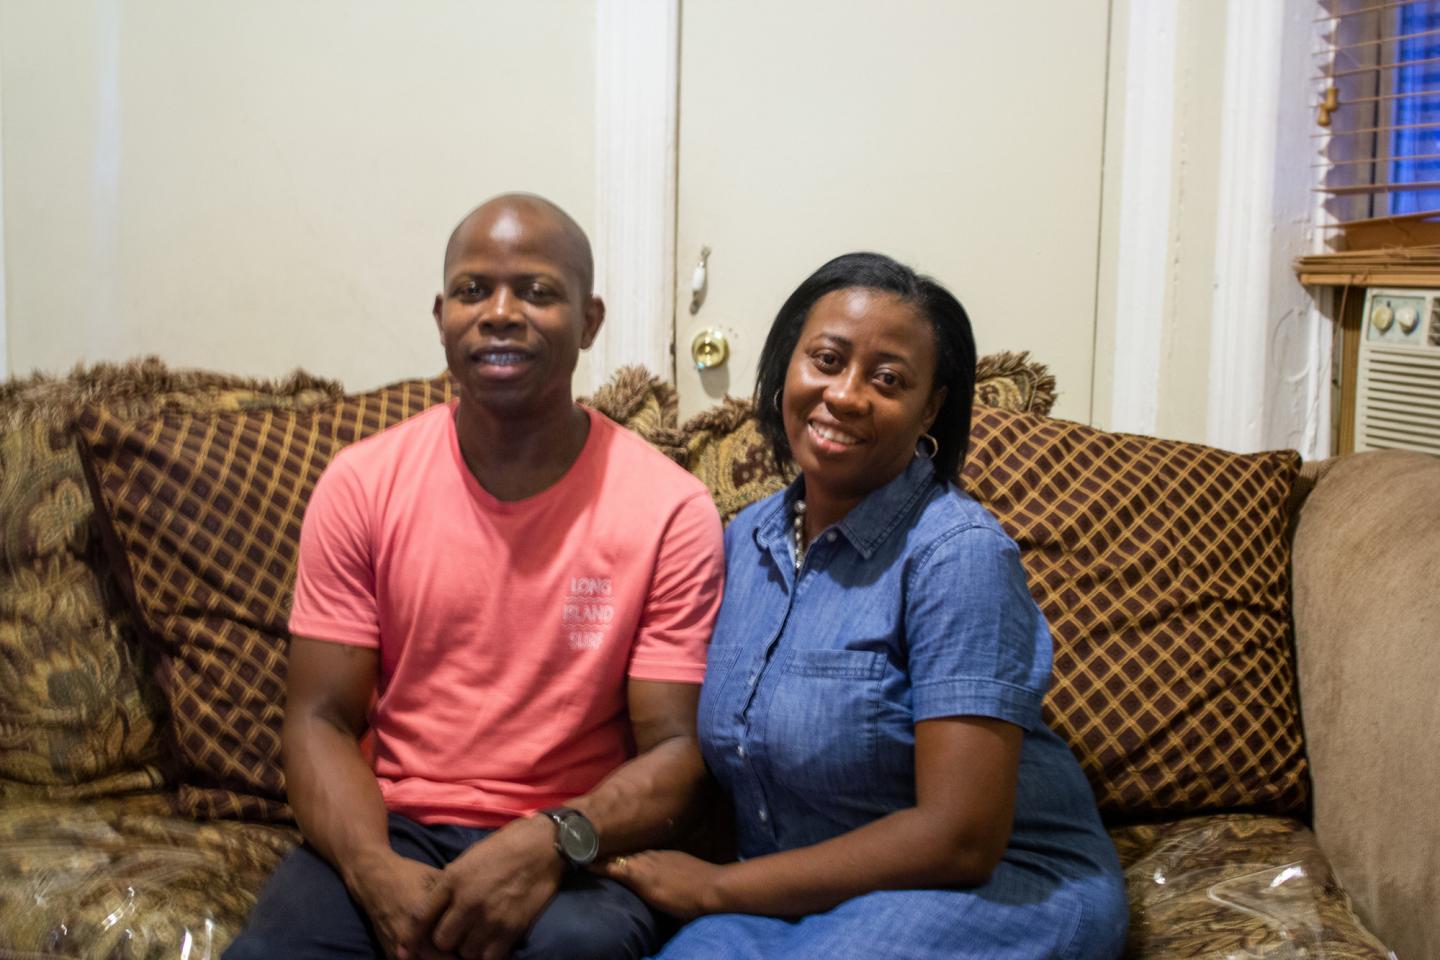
[674,0,1111,423]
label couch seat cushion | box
[0,795,298,958]
[1112,814,1392,959]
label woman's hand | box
[596,850,728,920]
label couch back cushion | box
[76,377,454,820]
[962,405,1308,817]
[0,359,341,803]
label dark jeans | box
[224,813,663,960]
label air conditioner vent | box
[1355,311,1440,455]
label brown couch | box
[0,357,1432,959]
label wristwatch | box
[539,807,599,868]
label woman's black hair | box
[754,251,978,482]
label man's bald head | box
[442,193,595,297]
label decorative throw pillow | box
[71,366,692,821]
[76,376,454,820]
[0,358,341,803]
[679,398,794,526]
[682,351,1058,524]
[579,365,686,464]
[973,350,1057,415]
[961,405,1308,817]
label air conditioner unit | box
[1355,288,1440,456]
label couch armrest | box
[1291,449,1440,960]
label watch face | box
[558,815,599,865]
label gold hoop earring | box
[917,433,939,460]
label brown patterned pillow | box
[973,350,1057,415]
[75,376,454,820]
[0,358,341,804]
[961,405,1308,818]
[579,365,685,463]
[681,352,1058,524]
[679,398,794,526]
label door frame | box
[588,0,680,388]
[1206,0,1331,458]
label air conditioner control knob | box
[1371,304,1395,333]
[1397,306,1420,334]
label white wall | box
[0,0,598,392]
[1095,0,1327,454]
[1,0,1327,453]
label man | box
[225,194,724,960]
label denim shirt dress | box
[656,456,1128,960]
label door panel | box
[675,0,1110,423]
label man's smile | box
[470,346,535,376]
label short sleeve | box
[904,525,1052,729]
[627,490,725,684]
[288,456,382,647]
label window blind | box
[1317,0,1440,251]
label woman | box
[602,253,1127,959]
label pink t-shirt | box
[289,402,724,827]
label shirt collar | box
[754,455,939,560]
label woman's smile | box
[806,419,864,452]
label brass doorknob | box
[691,329,730,370]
